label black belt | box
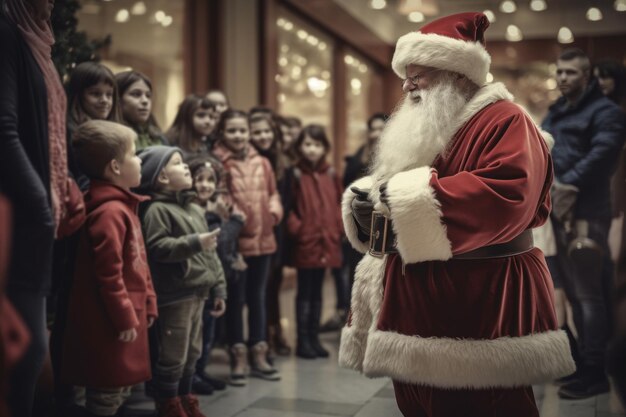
[368,212,534,260]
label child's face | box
[193,106,217,137]
[121,79,152,125]
[193,168,217,203]
[116,138,142,189]
[250,119,274,151]
[160,152,192,191]
[222,117,250,154]
[82,81,114,120]
[300,135,326,165]
[206,91,228,116]
[281,124,293,146]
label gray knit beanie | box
[136,145,182,194]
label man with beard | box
[542,48,625,399]
[338,12,575,416]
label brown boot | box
[249,341,281,381]
[156,397,188,417]
[180,394,206,417]
[229,343,248,386]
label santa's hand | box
[379,182,389,206]
[351,197,374,236]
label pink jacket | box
[213,144,283,257]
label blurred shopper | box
[206,90,229,118]
[595,59,626,407]
[286,125,343,359]
[321,113,387,333]
[213,110,283,384]
[116,70,169,151]
[248,113,292,358]
[166,95,219,160]
[542,48,626,399]
[1,1,86,416]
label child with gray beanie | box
[136,145,226,417]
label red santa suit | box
[339,12,575,417]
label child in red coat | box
[286,125,343,359]
[62,121,158,417]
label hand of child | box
[210,298,226,318]
[119,327,138,343]
[231,253,248,271]
[147,316,155,328]
[199,228,220,251]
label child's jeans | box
[225,255,272,346]
[85,386,131,416]
[195,298,217,375]
[153,297,205,398]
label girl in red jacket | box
[286,125,343,359]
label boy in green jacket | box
[137,146,225,417]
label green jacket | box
[141,190,226,305]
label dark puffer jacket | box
[542,80,626,219]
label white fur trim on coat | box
[342,176,374,254]
[386,166,452,263]
[338,326,369,372]
[392,32,491,86]
[362,329,576,388]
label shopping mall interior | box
[60,1,626,416]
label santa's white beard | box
[369,79,470,195]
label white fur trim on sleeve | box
[386,167,452,263]
[362,329,576,388]
[342,176,374,254]
[392,32,491,87]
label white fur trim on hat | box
[386,166,453,263]
[392,32,491,86]
[362,329,576,388]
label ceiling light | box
[154,10,165,22]
[408,11,425,22]
[557,26,574,43]
[500,1,517,13]
[115,9,130,23]
[586,7,603,20]
[529,0,547,11]
[505,24,523,41]
[283,21,293,31]
[615,0,626,11]
[131,1,146,15]
[161,15,173,27]
[483,10,496,22]
[370,0,387,10]
[351,78,362,90]
[344,55,354,65]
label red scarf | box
[6,0,68,235]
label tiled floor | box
[128,270,625,416]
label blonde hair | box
[73,120,136,179]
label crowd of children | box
[20,60,383,417]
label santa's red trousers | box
[393,381,539,417]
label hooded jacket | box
[62,180,157,387]
[141,190,226,305]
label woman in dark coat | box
[0,1,84,416]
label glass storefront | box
[275,10,334,136]
[344,48,373,156]
[77,0,185,128]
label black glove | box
[350,187,373,238]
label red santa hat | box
[392,12,492,86]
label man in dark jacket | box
[542,47,626,400]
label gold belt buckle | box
[369,211,389,258]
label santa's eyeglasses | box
[400,68,441,88]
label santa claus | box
[339,12,576,416]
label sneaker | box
[191,374,214,395]
[558,374,610,399]
[196,371,226,391]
